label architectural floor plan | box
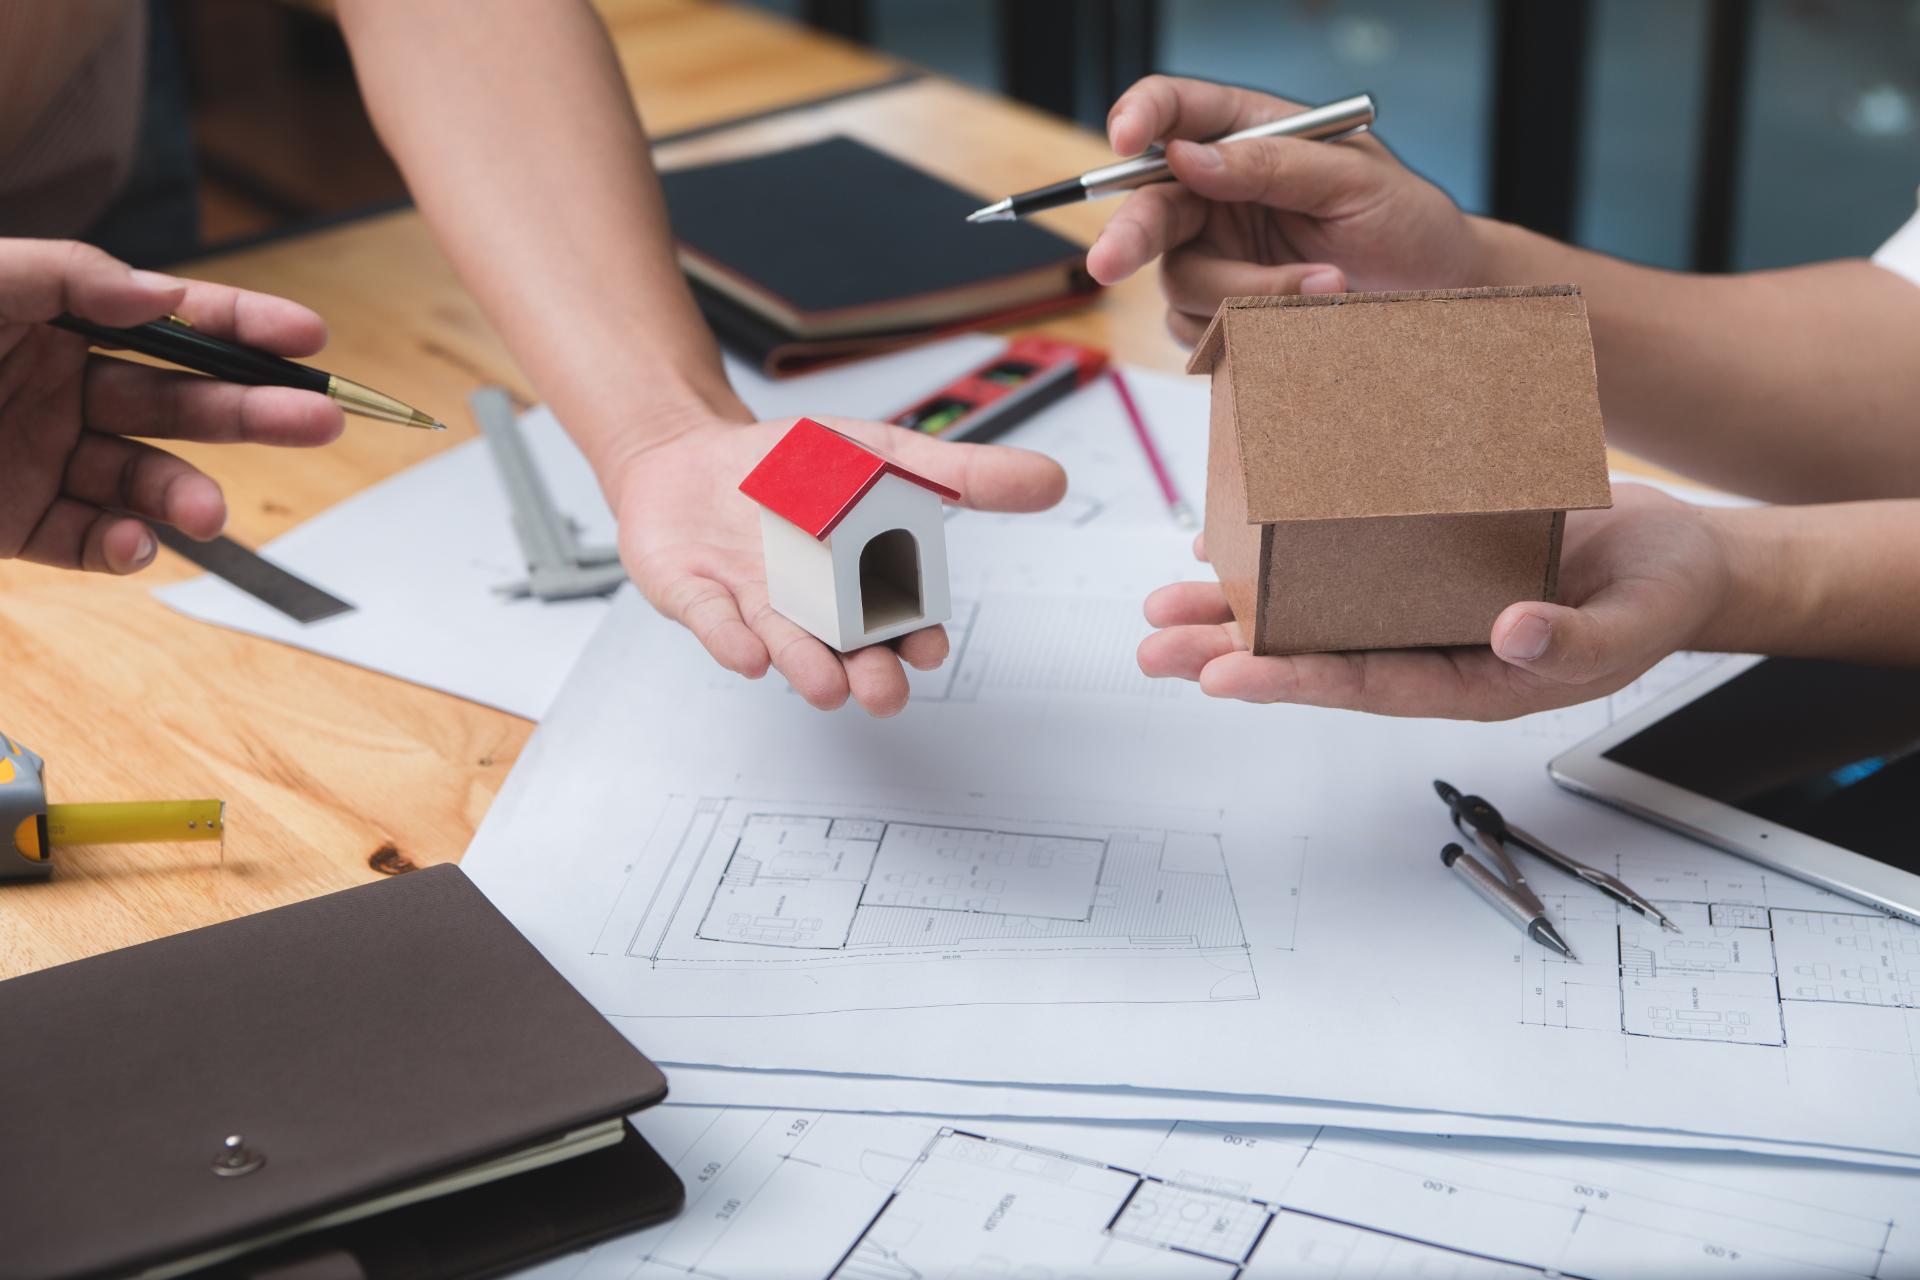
[1522,842,1920,1097]
[464,561,1920,1160]
[574,794,1283,1017]
[523,1107,1920,1280]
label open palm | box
[612,415,1065,717]
[1138,485,1732,719]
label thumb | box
[819,417,1069,515]
[0,238,185,327]
[1491,600,1641,688]
[1165,135,1379,218]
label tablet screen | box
[1602,658,1920,871]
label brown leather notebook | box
[0,865,679,1280]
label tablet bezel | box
[1548,654,1920,925]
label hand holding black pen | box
[52,313,443,431]
[0,238,355,574]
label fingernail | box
[1498,613,1552,661]
[129,269,179,293]
[1178,141,1223,171]
[1302,269,1344,294]
[132,529,157,568]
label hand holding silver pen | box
[967,94,1376,224]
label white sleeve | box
[1870,195,1920,286]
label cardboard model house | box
[740,418,957,652]
[1189,285,1612,655]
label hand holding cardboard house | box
[1189,284,1612,655]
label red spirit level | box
[889,335,1109,444]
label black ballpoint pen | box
[51,313,445,431]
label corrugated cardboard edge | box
[1187,284,1584,375]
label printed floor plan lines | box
[462,570,1920,1157]
[580,795,1290,1018]
[889,588,1200,705]
[933,591,1191,704]
[522,1108,1919,1280]
[1518,849,1920,1095]
[830,1126,1555,1280]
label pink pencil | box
[1109,367,1195,529]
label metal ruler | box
[154,526,355,624]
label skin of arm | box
[1468,222,1920,504]
[1701,499,1920,665]
[334,0,750,482]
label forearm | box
[1696,500,1920,663]
[336,0,748,488]
[1472,219,1920,503]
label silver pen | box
[1442,842,1578,960]
[965,93,1376,224]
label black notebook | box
[0,865,681,1280]
[661,135,1097,372]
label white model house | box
[739,418,957,652]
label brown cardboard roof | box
[1188,286,1612,523]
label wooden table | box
[0,1,1184,977]
[0,0,1654,977]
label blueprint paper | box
[655,1066,1920,1172]
[462,519,1920,1163]
[526,1106,1920,1279]
[154,338,1204,719]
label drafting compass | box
[1434,780,1680,940]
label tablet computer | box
[1549,655,1920,924]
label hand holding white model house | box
[739,418,958,653]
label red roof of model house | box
[739,418,961,540]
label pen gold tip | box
[329,374,445,432]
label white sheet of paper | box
[462,517,1920,1164]
[654,1065,1920,1172]
[523,1106,1920,1279]
[152,338,1201,719]
[154,407,620,720]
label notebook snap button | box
[212,1133,266,1177]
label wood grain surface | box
[0,0,1665,977]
